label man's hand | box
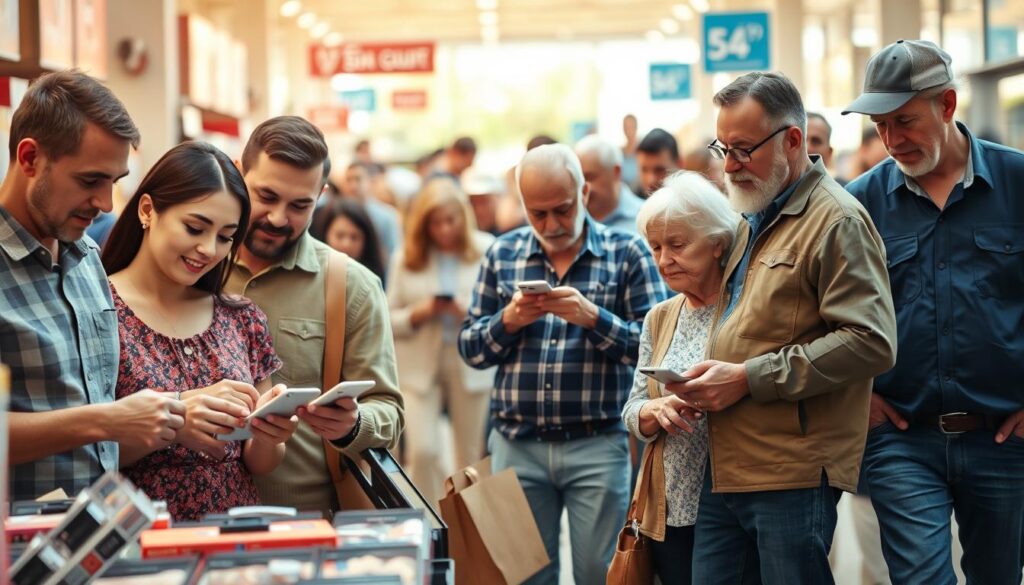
[501,290,547,334]
[297,396,359,442]
[869,393,908,430]
[251,386,299,446]
[638,395,703,437]
[539,286,599,329]
[995,409,1024,444]
[107,390,187,450]
[666,360,750,412]
[182,380,260,413]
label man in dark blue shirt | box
[844,39,1024,585]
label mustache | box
[252,220,293,236]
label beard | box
[244,219,300,261]
[890,139,941,178]
[27,166,98,243]
[533,205,587,253]
[725,149,790,214]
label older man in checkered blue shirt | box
[459,143,668,585]
[1,71,186,501]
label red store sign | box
[310,42,435,76]
[392,89,428,110]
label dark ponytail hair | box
[101,141,251,305]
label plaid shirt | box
[459,217,668,439]
[0,207,119,501]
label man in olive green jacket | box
[226,116,404,515]
[669,73,897,585]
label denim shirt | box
[846,122,1024,417]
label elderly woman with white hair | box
[620,171,739,584]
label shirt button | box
[938,217,944,223]
[545,383,552,390]
[86,372,94,381]
[937,262,946,270]
[943,327,950,335]
[1005,243,1013,252]
[550,339,558,345]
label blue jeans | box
[692,469,839,585]
[863,421,1024,585]
[488,429,630,585]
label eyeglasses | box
[707,126,790,163]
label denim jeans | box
[692,468,839,585]
[651,524,695,585]
[863,421,1024,585]
[488,429,630,585]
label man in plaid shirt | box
[1,71,186,501]
[459,144,668,585]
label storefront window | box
[944,0,984,70]
[998,72,1024,149]
[987,0,1024,63]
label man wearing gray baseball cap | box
[844,39,1024,585]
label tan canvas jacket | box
[706,158,897,493]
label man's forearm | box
[9,404,112,465]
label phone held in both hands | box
[517,280,553,295]
[638,367,693,385]
[215,381,376,441]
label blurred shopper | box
[459,144,668,585]
[229,116,404,515]
[341,161,402,264]
[2,70,186,501]
[844,39,1024,585]
[621,114,640,191]
[435,136,477,180]
[806,112,846,184]
[575,134,644,233]
[637,128,682,197]
[854,127,889,177]
[388,178,496,505]
[623,171,739,585]
[416,148,445,179]
[680,72,896,585]
[682,143,726,192]
[462,170,504,236]
[103,141,296,521]
[353,139,373,165]
[311,197,387,283]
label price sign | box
[703,12,770,72]
[649,63,692,101]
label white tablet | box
[307,380,376,408]
[216,387,320,441]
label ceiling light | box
[323,32,344,46]
[476,0,498,10]
[279,0,301,17]
[689,0,710,14]
[660,17,680,35]
[297,12,317,29]
[645,30,665,43]
[482,24,500,44]
[311,22,329,38]
[479,11,498,26]
[672,3,694,21]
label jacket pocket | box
[883,233,921,308]
[737,249,801,344]
[973,224,1023,299]
[276,317,326,385]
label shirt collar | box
[0,206,91,262]
[888,121,988,197]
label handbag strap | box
[322,250,350,493]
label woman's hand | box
[638,395,703,437]
[181,380,260,413]
[249,385,299,446]
[176,390,250,459]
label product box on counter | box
[141,518,337,558]
[318,544,420,585]
[196,549,319,584]
[93,556,200,584]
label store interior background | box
[2,1,1023,583]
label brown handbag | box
[607,441,656,585]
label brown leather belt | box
[913,412,1004,435]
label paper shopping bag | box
[439,457,550,585]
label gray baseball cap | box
[842,39,953,116]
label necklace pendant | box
[183,345,194,356]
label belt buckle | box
[939,412,968,435]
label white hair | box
[515,143,585,200]
[574,135,623,169]
[637,170,740,254]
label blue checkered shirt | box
[1,207,120,501]
[459,217,668,439]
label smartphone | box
[434,293,455,302]
[307,380,376,408]
[216,387,321,441]
[638,367,692,385]
[517,280,553,294]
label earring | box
[141,221,149,230]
